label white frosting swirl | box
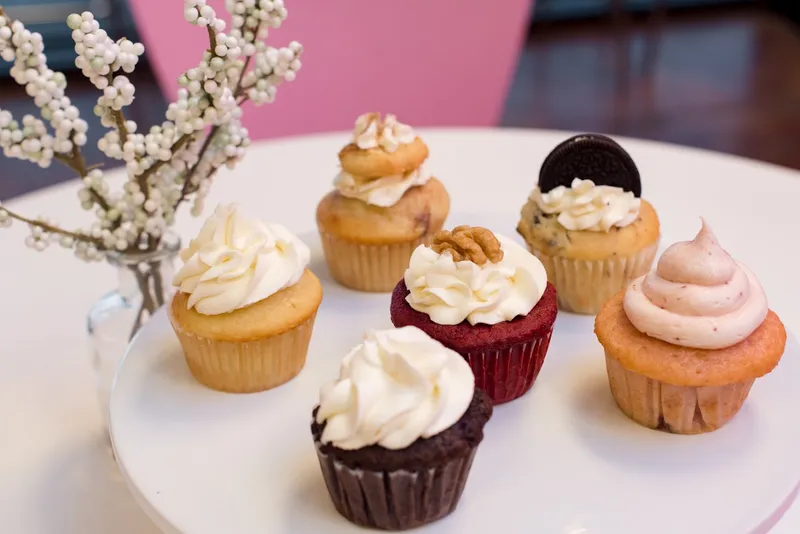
[173,203,310,315]
[353,112,416,153]
[532,178,640,232]
[404,235,548,326]
[333,167,430,207]
[316,326,475,450]
[623,219,768,350]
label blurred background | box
[1,0,799,198]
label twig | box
[54,145,111,212]
[0,205,104,246]
[135,133,193,184]
[165,21,248,212]
[151,261,166,307]
[207,26,217,53]
[174,158,231,212]
[129,265,160,340]
[173,126,218,209]
[106,73,130,146]
[234,55,252,98]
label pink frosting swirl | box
[623,219,768,350]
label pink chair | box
[129,0,534,140]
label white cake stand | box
[111,234,800,534]
[109,130,800,533]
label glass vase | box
[87,234,181,434]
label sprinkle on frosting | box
[405,232,548,326]
[623,218,768,350]
[532,178,640,232]
[352,112,416,153]
[315,326,475,450]
[172,203,310,315]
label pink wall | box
[130,0,534,140]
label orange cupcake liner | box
[532,242,658,315]
[169,311,318,393]
[318,230,432,293]
[604,353,755,434]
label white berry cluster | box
[226,0,289,55]
[11,211,100,262]
[69,12,144,89]
[243,41,302,105]
[24,215,56,251]
[0,14,90,164]
[187,116,251,216]
[69,11,144,132]
[0,111,53,167]
[0,1,302,263]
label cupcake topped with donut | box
[517,134,660,314]
[391,225,557,404]
[317,113,450,292]
[595,219,786,434]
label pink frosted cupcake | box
[595,219,786,433]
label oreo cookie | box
[538,134,641,197]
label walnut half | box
[431,225,504,265]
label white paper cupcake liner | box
[170,311,317,393]
[532,242,658,315]
[319,230,432,293]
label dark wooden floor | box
[505,5,800,167]
[2,5,800,200]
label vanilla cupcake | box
[312,326,492,530]
[595,219,786,434]
[517,134,659,314]
[317,113,450,292]
[169,203,322,393]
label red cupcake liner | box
[463,327,553,405]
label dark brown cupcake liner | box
[464,326,553,405]
[314,440,478,531]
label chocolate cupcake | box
[517,134,660,315]
[391,225,557,404]
[312,326,492,531]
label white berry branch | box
[0,0,302,264]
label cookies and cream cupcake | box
[312,326,492,531]
[517,134,660,314]
[169,203,322,393]
[390,225,557,404]
[595,219,786,434]
[317,113,450,292]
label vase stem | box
[88,233,181,437]
[128,263,165,341]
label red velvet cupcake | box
[391,225,557,404]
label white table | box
[2,129,799,533]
